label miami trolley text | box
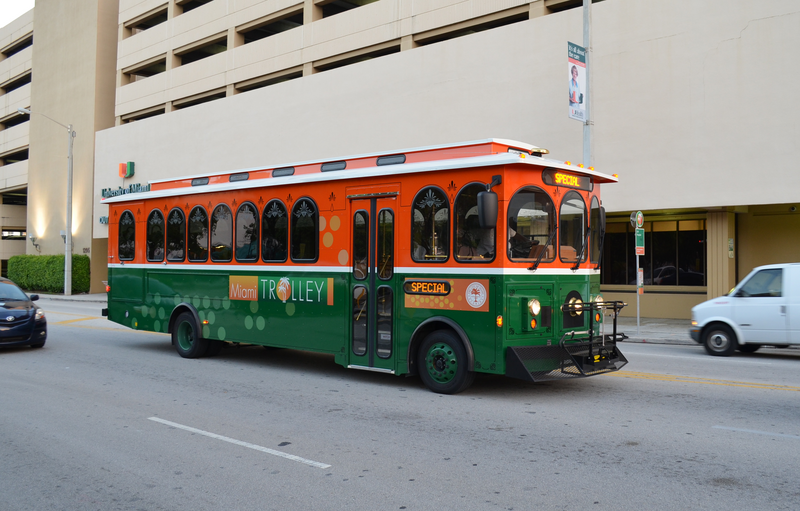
[102,139,627,394]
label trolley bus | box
[102,139,627,393]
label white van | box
[690,263,800,355]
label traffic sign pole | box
[631,212,645,335]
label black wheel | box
[772,344,789,349]
[417,330,475,394]
[737,343,761,353]
[172,312,208,358]
[703,324,737,356]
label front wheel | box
[703,324,737,356]
[417,331,475,394]
[172,312,208,358]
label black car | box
[0,278,47,349]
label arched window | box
[187,206,208,262]
[560,191,587,263]
[590,196,602,264]
[235,202,259,262]
[411,186,449,262]
[211,204,233,262]
[146,209,165,262]
[507,187,555,261]
[262,200,288,262]
[166,208,185,262]
[118,210,136,261]
[291,198,318,262]
[454,183,495,262]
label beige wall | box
[28,0,119,292]
[737,204,800,278]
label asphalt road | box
[1,300,798,510]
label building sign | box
[119,162,135,178]
[101,183,151,198]
[543,169,592,191]
[568,42,587,122]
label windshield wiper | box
[528,227,557,272]
[572,229,591,271]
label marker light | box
[530,319,537,329]
[588,167,594,171]
[564,161,572,166]
[528,299,542,316]
[202,320,209,325]
[578,163,584,168]
[106,285,111,293]
[496,315,503,328]
[595,313,601,322]
[612,174,619,178]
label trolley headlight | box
[569,297,583,316]
[594,295,603,304]
[527,299,541,316]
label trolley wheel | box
[737,343,761,353]
[703,324,737,357]
[417,330,475,395]
[172,312,208,358]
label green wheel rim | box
[177,321,195,351]
[425,342,458,384]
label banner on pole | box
[568,42,587,122]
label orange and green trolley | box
[102,139,627,393]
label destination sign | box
[403,280,451,296]
[543,169,592,191]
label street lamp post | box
[18,107,75,296]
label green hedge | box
[8,254,91,294]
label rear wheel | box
[172,312,208,358]
[737,343,761,353]
[703,324,737,356]
[417,330,475,394]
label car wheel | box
[417,330,475,394]
[737,343,761,353]
[172,312,208,358]
[703,325,737,356]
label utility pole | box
[583,0,592,167]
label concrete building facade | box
[6,0,800,315]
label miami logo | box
[276,277,292,303]
[465,282,487,309]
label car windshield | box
[0,282,30,301]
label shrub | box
[8,254,91,294]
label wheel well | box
[167,303,201,337]
[701,321,738,344]
[407,318,474,375]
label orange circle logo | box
[277,277,291,302]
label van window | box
[738,269,782,298]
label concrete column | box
[401,35,417,51]
[706,211,737,299]
[303,62,316,76]
[228,27,244,49]
[304,0,322,24]
[529,0,551,18]
[166,51,180,70]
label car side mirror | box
[29,294,39,301]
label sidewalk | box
[35,293,108,304]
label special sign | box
[542,169,592,191]
[403,279,490,312]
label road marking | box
[51,317,98,325]
[609,371,800,392]
[713,426,800,440]
[148,417,331,469]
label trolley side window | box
[262,200,288,263]
[166,208,186,262]
[507,187,555,261]
[211,205,233,262]
[118,210,136,261]
[454,183,495,262]
[560,191,587,263]
[235,202,259,262]
[411,186,449,262]
[291,197,318,262]
[146,209,165,262]
[188,206,209,262]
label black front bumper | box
[0,319,47,347]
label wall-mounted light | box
[29,235,40,252]
[60,230,66,243]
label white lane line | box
[148,417,331,469]
[713,426,800,440]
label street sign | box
[635,211,644,228]
[635,227,645,256]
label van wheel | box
[737,343,761,353]
[703,325,737,356]
[172,312,208,358]
[418,331,475,394]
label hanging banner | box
[568,42,587,122]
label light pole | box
[18,107,75,296]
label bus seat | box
[528,245,555,260]
[560,245,577,261]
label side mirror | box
[477,190,498,229]
[600,206,607,236]
[29,294,39,301]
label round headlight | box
[528,299,541,316]
[595,294,604,304]
[569,297,583,316]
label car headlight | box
[35,308,45,321]
[528,299,541,316]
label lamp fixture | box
[29,235,40,251]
